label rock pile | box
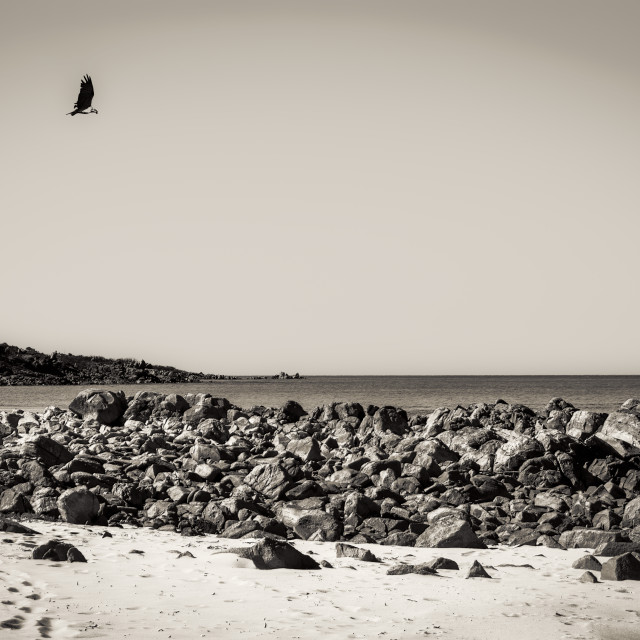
[1,391,640,553]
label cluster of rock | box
[1,389,640,559]
[32,539,87,563]
[0,343,228,386]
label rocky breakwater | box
[1,390,640,553]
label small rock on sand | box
[572,555,602,571]
[466,560,492,578]
[335,542,380,562]
[579,571,599,583]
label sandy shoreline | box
[1,520,639,640]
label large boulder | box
[335,543,380,562]
[558,528,622,549]
[69,389,127,425]
[594,412,640,458]
[183,397,231,426]
[280,400,307,422]
[415,515,485,549]
[233,537,320,570]
[277,503,342,541]
[0,489,31,514]
[373,407,410,437]
[493,431,544,472]
[622,496,640,528]
[244,464,291,500]
[57,487,100,524]
[565,411,607,440]
[21,435,73,468]
[286,437,322,462]
[601,553,640,581]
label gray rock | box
[0,518,38,534]
[335,542,380,562]
[277,503,342,541]
[594,412,640,458]
[622,496,640,528]
[601,553,640,581]
[69,389,127,425]
[280,400,307,422]
[233,537,320,570]
[286,437,322,462]
[493,431,544,472]
[244,464,290,500]
[386,563,437,576]
[594,542,640,557]
[219,520,261,539]
[579,571,599,583]
[566,411,607,440]
[466,560,492,578]
[0,489,32,514]
[416,516,485,549]
[572,555,602,571]
[57,487,100,524]
[189,440,222,463]
[558,528,622,549]
[373,407,409,437]
[21,435,73,468]
[426,557,459,570]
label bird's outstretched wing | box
[73,75,94,111]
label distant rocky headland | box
[0,343,301,386]
[1,389,640,570]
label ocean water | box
[1,375,639,416]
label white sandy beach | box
[1,521,639,640]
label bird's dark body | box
[67,75,98,115]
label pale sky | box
[1,1,639,375]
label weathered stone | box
[426,557,459,570]
[0,518,38,534]
[183,398,230,425]
[493,431,544,472]
[244,464,290,500]
[335,542,380,562]
[579,571,599,583]
[69,389,127,425]
[595,412,640,458]
[277,503,342,541]
[415,515,485,549]
[280,400,307,422]
[21,435,73,468]
[32,539,78,562]
[233,537,320,570]
[466,560,492,578]
[594,542,640,557]
[0,489,32,514]
[387,563,436,575]
[600,553,640,581]
[373,407,409,437]
[189,440,222,463]
[67,547,87,562]
[219,520,261,539]
[559,528,622,549]
[57,487,100,524]
[572,555,602,570]
[622,496,640,528]
[566,411,607,440]
[286,437,322,462]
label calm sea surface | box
[1,376,639,416]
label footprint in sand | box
[0,571,70,638]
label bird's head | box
[90,108,99,114]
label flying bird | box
[67,75,98,116]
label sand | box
[1,521,639,640]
